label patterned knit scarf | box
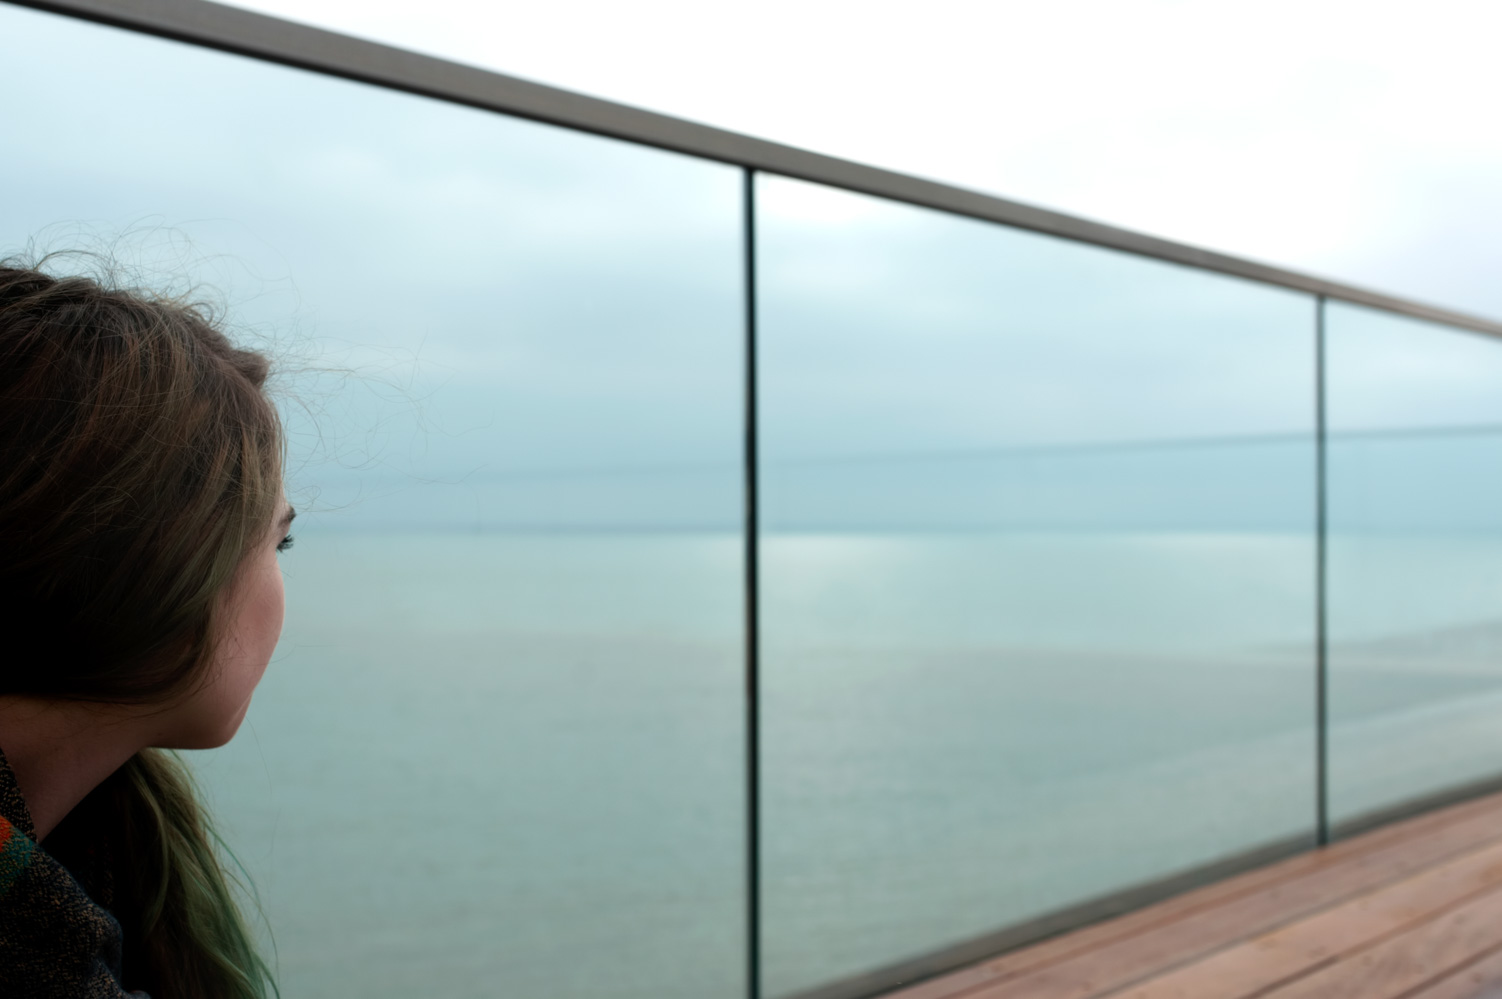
[0,745,146,998]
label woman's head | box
[0,262,288,745]
[0,258,286,998]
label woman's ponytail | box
[69,750,277,999]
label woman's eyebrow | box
[279,507,297,529]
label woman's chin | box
[154,700,252,751]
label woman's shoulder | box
[0,754,148,999]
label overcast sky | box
[221,0,1502,322]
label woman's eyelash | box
[276,533,295,553]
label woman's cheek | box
[161,549,285,749]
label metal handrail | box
[8,0,1502,338]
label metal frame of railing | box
[10,0,1502,340]
[9,3,1502,999]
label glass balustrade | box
[0,7,747,998]
[756,175,1317,998]
[1325,301,1502,831]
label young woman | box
[0,263,287,998]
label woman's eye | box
[276,534,295,553]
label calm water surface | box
[193,530,1502,998]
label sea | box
[189,528,1502,999]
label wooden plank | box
[1107,838,1502,999]
[886,792,1502,999]
[1258,884,1502,999]
[1406,945,1502,999]
[898,804,1502,999]
[948,803,1502,999]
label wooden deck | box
[882,790,1502,999]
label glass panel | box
[0,8,745,998]
[1326,302,1502,828]
[758,176,1317,997]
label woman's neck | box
[0,696,158,841]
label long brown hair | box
[0,259,282,998]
